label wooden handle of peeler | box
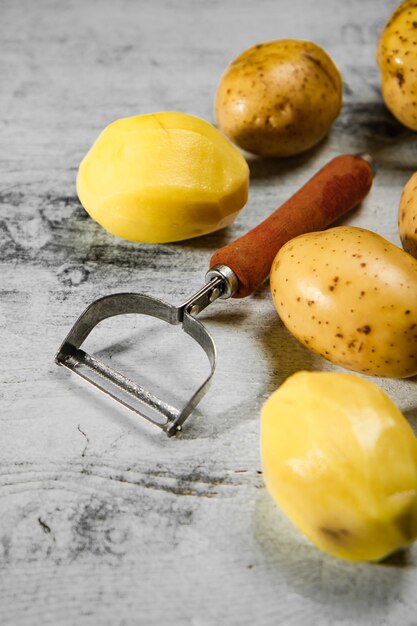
[209,154,374,298]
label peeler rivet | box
[190,304,200,316]
[209,287,221,302]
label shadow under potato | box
[257,309,324,389]
[246,134,331,181]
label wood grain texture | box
[1,0,417,624]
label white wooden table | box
[1,0,417,624]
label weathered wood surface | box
[1,0,417,624]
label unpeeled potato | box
[271,226,417,378]
[399,171,417,257]
[215,40,343,157]
[377,0,417,130]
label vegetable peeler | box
[55,154,374,436]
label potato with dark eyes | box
[270,226,417,378]
[377,0,417,131]
[215,39,343,157]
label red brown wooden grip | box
[209,154,373,298]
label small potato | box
[377,0,417,130]
[399,171,417,257]
[271,226,417,378]
[215,39,342,157]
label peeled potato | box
[261,371,417,562]
[399,171,417,257]
[77,112,249,243]
[215,39,342,157]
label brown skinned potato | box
[377,0,417,131]
[215,39,343,157]
[271,226,417,378]
[399,171,417,257]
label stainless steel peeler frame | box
[55,265,237,436]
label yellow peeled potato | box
[377,0,417,130]
[261,371,417,562]
[215,40,343,157]
[77,112,249,243]
[399,171,417,257]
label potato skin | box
[377,0,417,131]
[399,171,417,257]
[215,39,342,157]
[270,226,417,378]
